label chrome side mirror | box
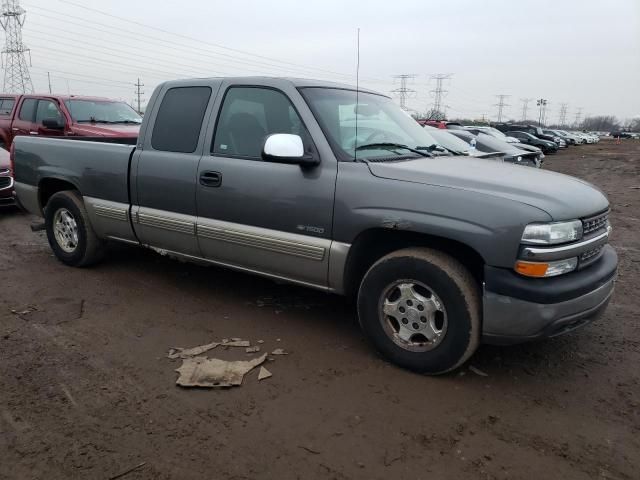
[262,134,318,167]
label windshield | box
[64,100,142,124]
[300,88,442,161]
[424,127,470,154]
[482,127,508,138]
[474,133,523,154]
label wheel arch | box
[342,228,486,299]
[38,177,81,213]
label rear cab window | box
[151,86,212,153]
[0,98,15,116]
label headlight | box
[521,220,583,245]
[515,258,578,277]
[517,156,522,162]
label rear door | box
[131,82,219,256]
[195,81,337,287]
[11,97,37,142]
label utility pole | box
[574,107,583,128]
[134,78,145,114]
[558,103,568,127]
[47,72,52,94]
[429,73,452,118]
[390,74,416,111]
[536,98,547,126]
[0,0,34,93]
[520,98,533,121]
[494,94,510,122]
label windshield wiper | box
[355,142,433,158]
[418,144,463,156]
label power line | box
[520,98,533,121]
[494,94,510,122]
[1,0,33,93]
[24,1,390,84]
[134,78,144,114]
[391,74,417,111]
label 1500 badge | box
[296,224,325,234]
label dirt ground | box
[1,139,638,480]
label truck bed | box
[13,136,135,207]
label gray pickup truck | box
[12,77,617,374]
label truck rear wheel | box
[357,247,480,374]
[45,190,105,267]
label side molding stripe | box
[197,223,325,261]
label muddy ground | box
[1,139,638,480]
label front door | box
[11,98,37,142]
[196,83,337,288]
[35,99,66,137]
[132,83,218,256]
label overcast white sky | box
[18,0,640,122]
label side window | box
[0,98,15,116]
[18,98,37,121]
[151,86,212,153]
[36,100,63,124]
[212,87,308,159]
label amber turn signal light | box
[514,261,549,277]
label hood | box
[70,123,140,137]
[367,157,609,220]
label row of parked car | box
[419,120,603,168]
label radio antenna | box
[355,27,360,161]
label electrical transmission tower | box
[0,0,33,93]
[429,73,452,118]
[558,103,568,126]
[135,78,145,114]
[494,94,510,122]
[520,98,533,121]
[574,108,583,127]
[390,74,416,111]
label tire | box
[44,190,105,267]
[357,247,481,375]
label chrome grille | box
[582,211,609,236]
[581,244,604,262]
[0,176,11,189]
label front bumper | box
[482,245,617,345]
[0,176,15,206]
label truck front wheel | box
[357,247,481,374]
[45,191,105,267]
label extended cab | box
[12,78,618,374]
[0,94,141,149]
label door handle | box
[29,131,39,135]
[199,171,222,187]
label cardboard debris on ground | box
[175,354,267,388]
[167,341,220,359]
[246,346,260,353]
[258,366,272,380]
[271,348,288,355]
[222,339,250,347]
